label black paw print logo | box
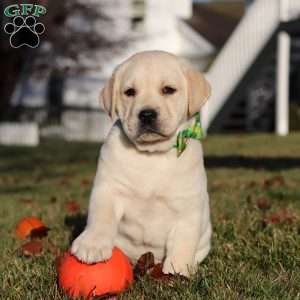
[4,16,45,48]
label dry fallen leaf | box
[81,179,90,188]
[263,209,296,225]
[134,252,155,278]
[263,176,285,189]
[65,200,80,214]
[59,178,70,186]
[29,226,50,239]
[256,198,272,210]
[272,176,285,185]
[247,181,258,189]
[149,263,173,281]
[133,253,188,283]
[19,240,43,257]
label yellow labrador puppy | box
[71,51,212,276]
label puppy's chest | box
[109,138,204,245]
[119,193,177,246]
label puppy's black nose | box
[138,109,157,125]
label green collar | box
[174,112,204,157]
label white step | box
[0,122,39,146]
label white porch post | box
[276,0,290,136]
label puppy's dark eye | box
[124,88,136,97]
[162,86,176,95]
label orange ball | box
[58,248,133,299]
[15,216,47,239]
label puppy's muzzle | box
[137,108,169,143]
[138,109,157,129]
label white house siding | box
[9,0,215,143]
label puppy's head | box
[101,51,210,152]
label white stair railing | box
[202,0,300,131]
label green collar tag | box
[174,112,204,157]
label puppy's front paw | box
[162,257,191,277]
[71,230,113,264]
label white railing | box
[202,0,300,131]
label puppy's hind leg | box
[194,223,212,264]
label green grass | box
[0,134,300,300]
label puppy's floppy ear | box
[100,70,119,120]
[181,62,211,117]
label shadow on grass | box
[0,139,100,174]
[205,155,300,170]
[64,213,87,243]
[0,185,34,194]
